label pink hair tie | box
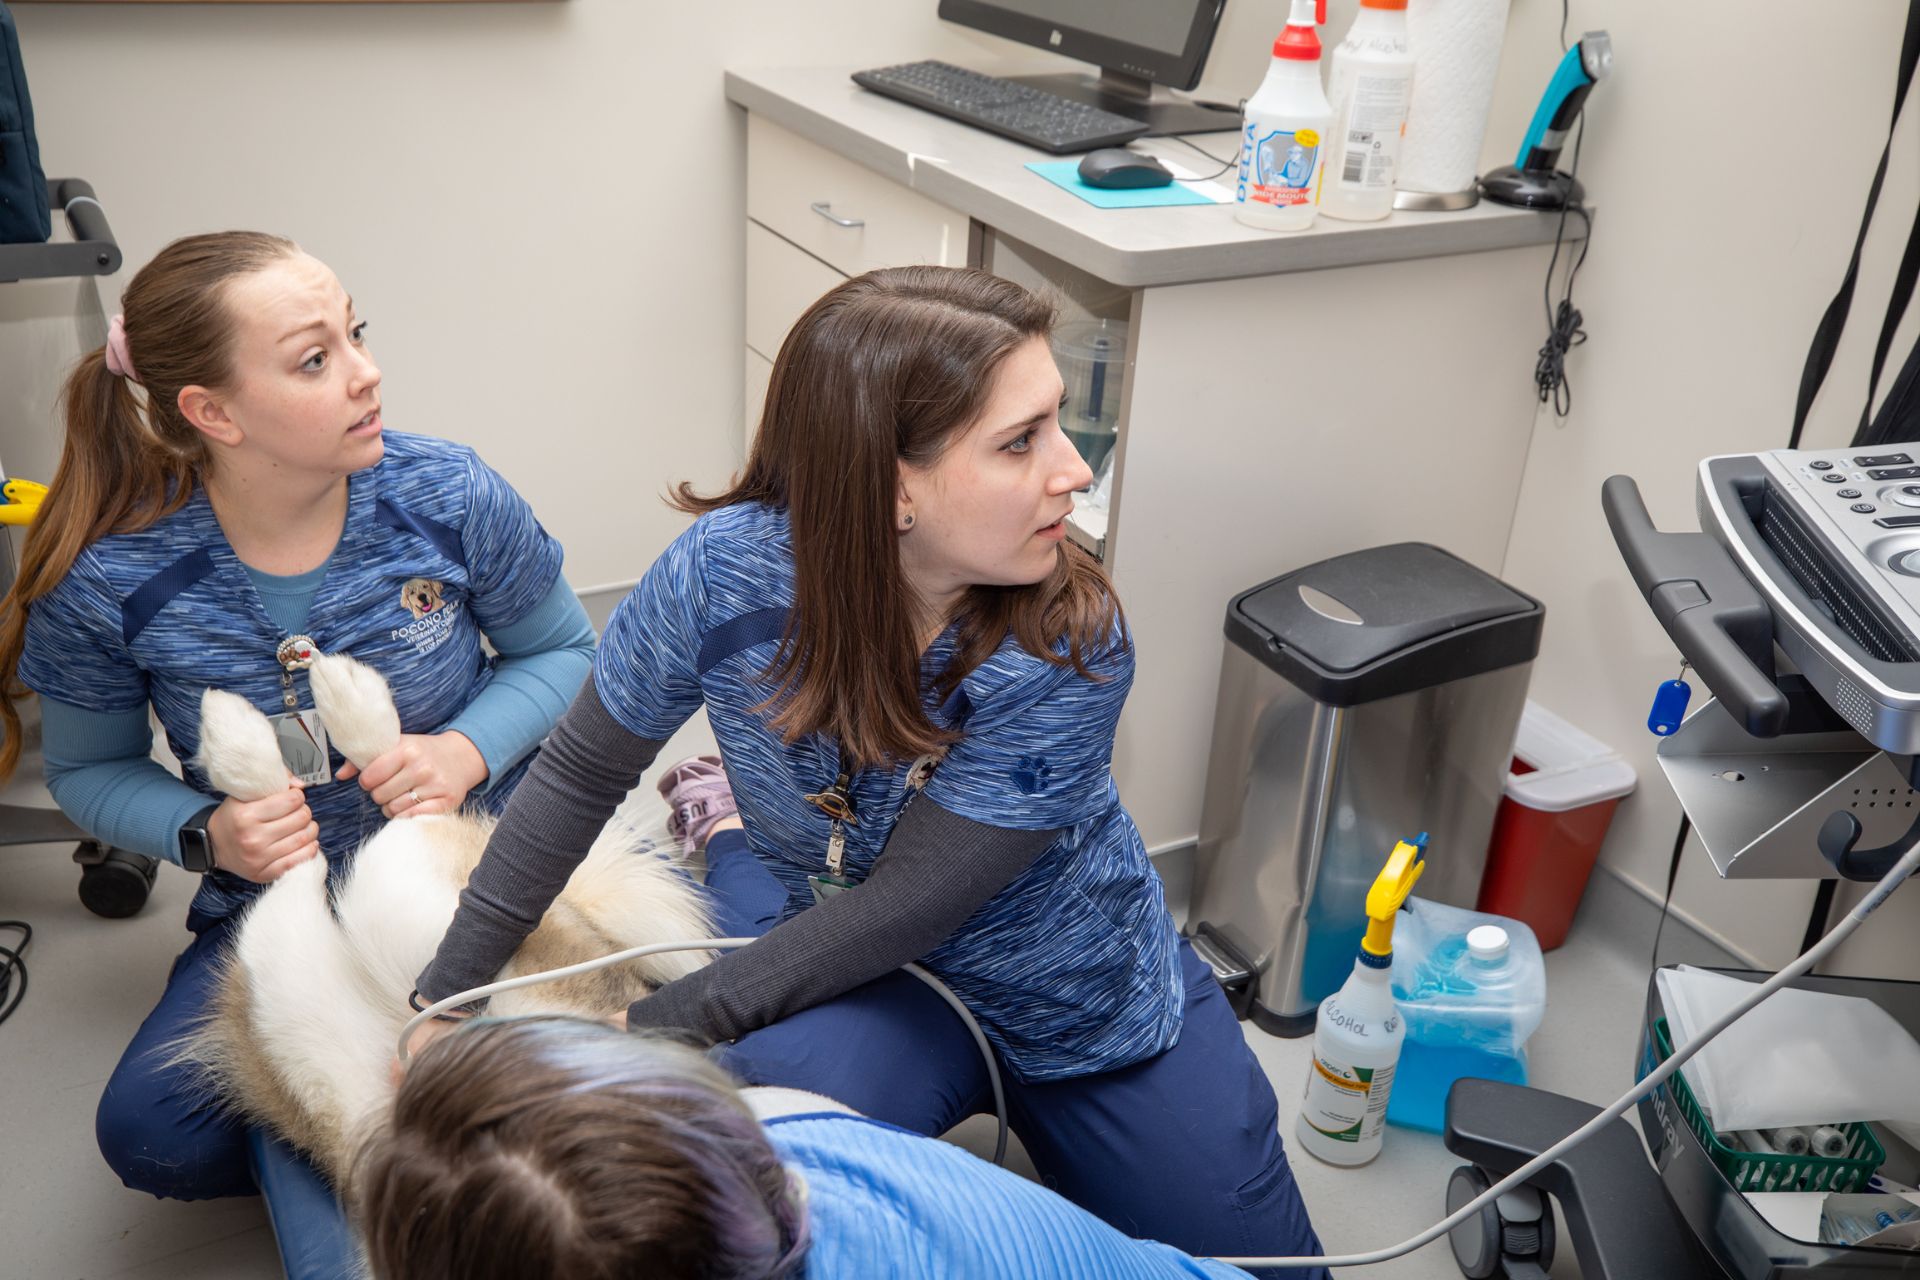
[104,314,140,383]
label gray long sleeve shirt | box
[417,677,1056,1044]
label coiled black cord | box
[1535,2,1594,418]
[1534,119,1592,417]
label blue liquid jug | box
[1384,901,1545,1133]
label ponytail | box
[0,229,299,781]
[0,351,196,778]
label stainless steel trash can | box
[1189,542,1544,1037]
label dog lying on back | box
[180,653,712,1190]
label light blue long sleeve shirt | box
[40,572,594,866]
[766,1112,1254,1278]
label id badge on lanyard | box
[802,747,945,905]
[271,635,333,786]
[805,748,860,905]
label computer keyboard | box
[852,60,1150,155]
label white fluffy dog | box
[181,653,712,1189]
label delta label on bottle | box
[1238,121,1322,208]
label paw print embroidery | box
[1011,755,1051,796]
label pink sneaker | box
[656,755,737,853]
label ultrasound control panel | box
[1759,443,1920,618]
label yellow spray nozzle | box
[1360,835,1427,958]
[0,478,47,526]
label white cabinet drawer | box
[745,220,845,362]
[748,115,969,279]
[743,346,774,451]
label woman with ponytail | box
[0,232,595,1200]
[414,266,1327,1273]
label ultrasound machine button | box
[1857,453,1915,467]
[1852,503,1878,514]
[1823,472,1850,483]
[1838,489,1863,499]
[1873,514,1920,528]
[1811,460,1834,470]
[1869,466,1920,480]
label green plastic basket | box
[1650,1018,1884,1194]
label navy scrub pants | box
[95,916,259,1200]
[702,829,1329,1278]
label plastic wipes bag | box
[1656,966,1920,1131]
[1819,1194,1920,1249]
[1390,897,1545,1053]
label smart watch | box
[177,804,219,874]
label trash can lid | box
[1226,543,1544,707]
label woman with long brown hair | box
[0,232,596,1203]
[415,266,1326,1270]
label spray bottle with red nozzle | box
[1234,0,1333,233]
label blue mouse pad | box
[1026,160,1221,208]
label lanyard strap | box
[1791,0,1920,449]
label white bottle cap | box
[1467,925,1510,962]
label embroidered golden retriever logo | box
[400,578,447,620]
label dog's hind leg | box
[194,689,294,803]
[220,854,397,1185]
[306,653,401,769]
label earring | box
[901,513,915,530]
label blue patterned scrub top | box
[594,502,1184,1083]
[18,431,563,931]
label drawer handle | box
[810,201,865,229]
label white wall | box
[8,0,1015,596]
[1492,0,1920,973]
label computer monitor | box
[937,0,1240,136]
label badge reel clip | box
[272,634,332,786]
[805,759,860,905]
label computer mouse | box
[1076,148,1175,190]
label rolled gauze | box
[1399,0,1513,195]
[1763,1126,1812,1156]
[1809,1125,1851,1159]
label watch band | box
[177,803,219,874]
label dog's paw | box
[194,689,293,802]
[307,654,401,767]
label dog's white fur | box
[192,688,295,802]
[305,653,403,766]
[180,654,712,1190]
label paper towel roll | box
[1399,0,1512,195]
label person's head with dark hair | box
[351,1017,808,1280]
[673,265,1117,770]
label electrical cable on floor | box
[0,920,30,1027]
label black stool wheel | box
[74,841,158,919]
[1448,1165,1503,1278]
[1446,1163,1556,1280]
